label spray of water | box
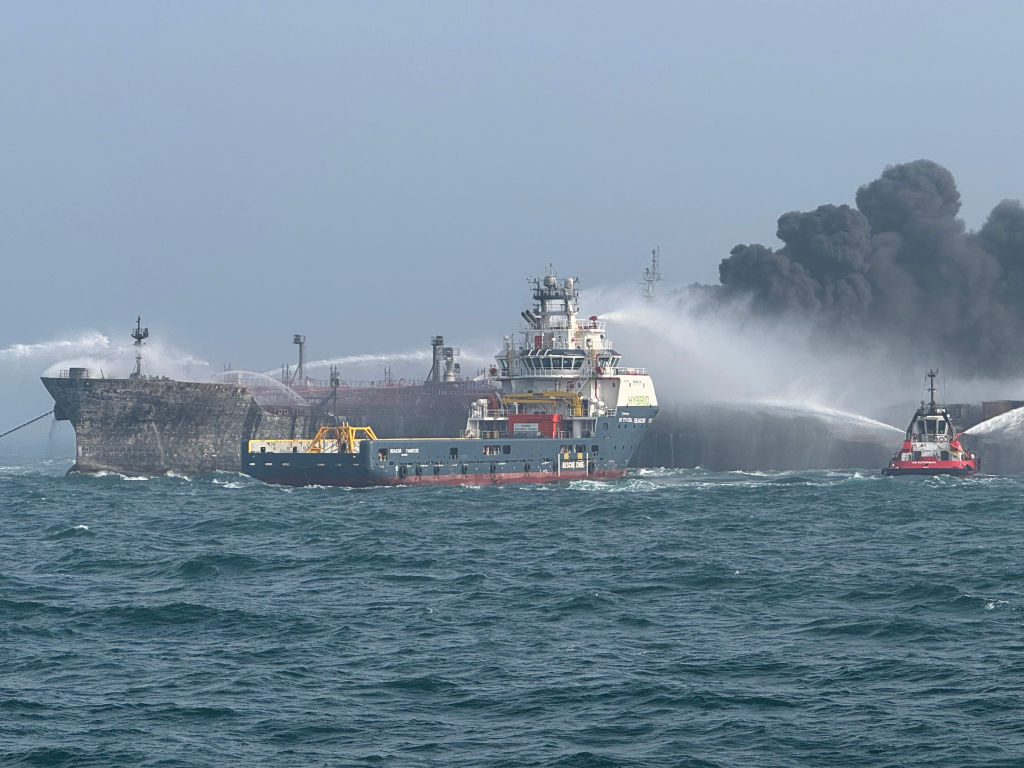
[0,333,112,362]
[303,351,431,370]
[209,370,306,407]
[587,282,1018,424]
[964,407,1024,437]
[753,400,903,438]
[589,287,905,413]
[36,337,213,381]
[267,347,496,379]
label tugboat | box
[882,369,979,477]
[243,268,658,486]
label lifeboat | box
[882,369,979,477]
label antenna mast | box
[130,316,149,379]
[642,246,662,299]
[927,368,938,412]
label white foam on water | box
[90,470,152,481]
[212,477,248,489]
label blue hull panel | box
[245,408,656,487]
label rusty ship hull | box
[41,373,489,476]
[41,374,312,475]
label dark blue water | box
[2,459,1023,767]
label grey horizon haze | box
[3,1,1024,455]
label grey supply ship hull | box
[245,268,659,487]
[245,412,653,487]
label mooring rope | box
[0,410,54,440]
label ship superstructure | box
[244,269,658,486]
[471,269,656,444]
[882,369,979,477]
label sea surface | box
[2,459,1023,767]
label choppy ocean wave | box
[2,460,1024,766]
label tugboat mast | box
[130,316,149,379]
[926,368,938,413]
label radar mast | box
[130,316,149,379]
[926,368,939,413]
[642,247,662,299]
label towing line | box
[0,410,54,440]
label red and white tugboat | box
[882,369,979,477]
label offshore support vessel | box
[882,369,979,477]
[244,269,659,486]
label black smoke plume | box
[708,159,1024,375]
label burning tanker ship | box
[38,318,963,476]
[38,309,1017,476]
[41,319,491,475]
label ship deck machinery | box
[244,269,658,486]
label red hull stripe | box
[886,461,976,470]
[263,469,627,488]
[883,460,978,477]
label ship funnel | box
[443,346,459,382]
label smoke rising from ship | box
[704,159,1024,377]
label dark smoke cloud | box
[710,159,1024,375]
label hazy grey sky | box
[3,1,1024,441]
